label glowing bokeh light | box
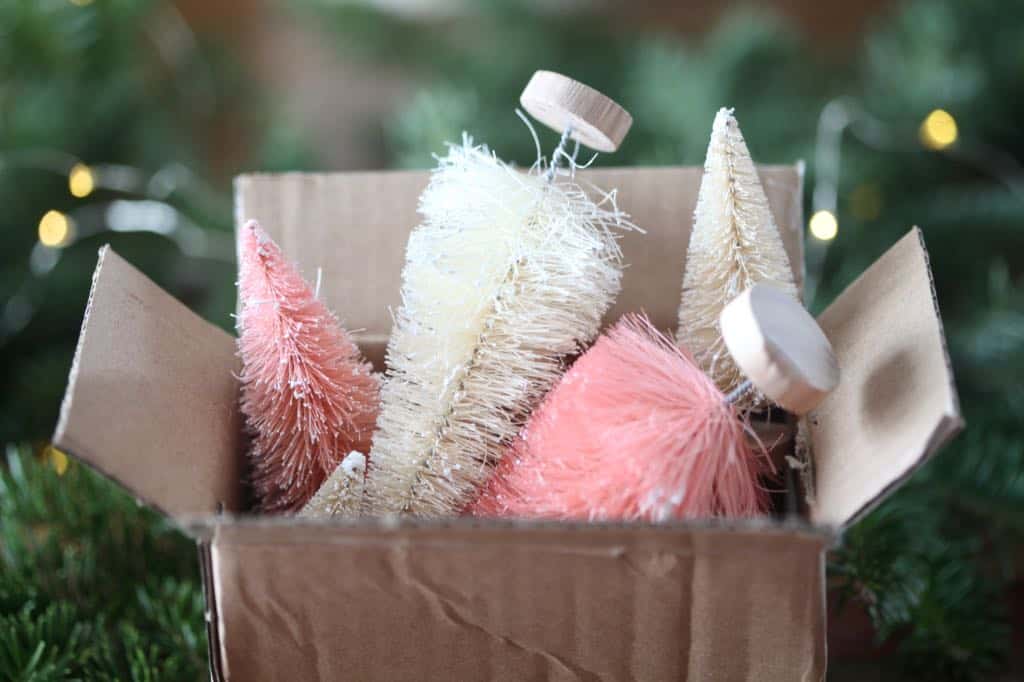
[38,210,73,247]
[46,446,69,475]
[69,163,95,198]
[809,210,838,241]
[920,109,958,150]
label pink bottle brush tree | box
[236,220,380,513]
[467,314,771,521]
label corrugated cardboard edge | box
[809,228,964,527]
[51,246,179,516]
[52,246,245,521]
[184,512,838,543]
[837,228,963,527]
[842,414,964,527]
[53,245,108,463]
[197,540,227,682]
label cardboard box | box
[53,165,961,680]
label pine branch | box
[0,445,207,680]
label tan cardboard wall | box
[809,229,962,526]
[53,247,245,516]
[208,521,829,682]
[235,165,805,356]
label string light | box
[69,163,95,198]
[920,109,958,150]
[38,210,74,247]
[45,445,70,475]
[809,210,838,241]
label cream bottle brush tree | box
[365,71,634,517]
[301,451,367,517]
[677,108,798,409]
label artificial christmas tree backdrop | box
[2,0,1022,680]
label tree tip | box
[713,106,739,134]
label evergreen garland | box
[1,445,206,680]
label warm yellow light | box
[69,163,95,198]
[809,210,838,241]
[46,446,70,476]
[38,210,73,247]
[69,0,94,6]
[920,109,958,150]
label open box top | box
[53,165,961,531]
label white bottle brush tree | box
[366,72,634,516]
[677,108,798,409]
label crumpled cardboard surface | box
[53,247,244,516]
[809,228,963,527]
[206,519,828,682]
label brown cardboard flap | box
[235,164,804,351]
[207,519,828,681]
[53,247,245,518]
[809,228,963,527]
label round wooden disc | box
[720,283,840,415]
[519,71,632,153]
